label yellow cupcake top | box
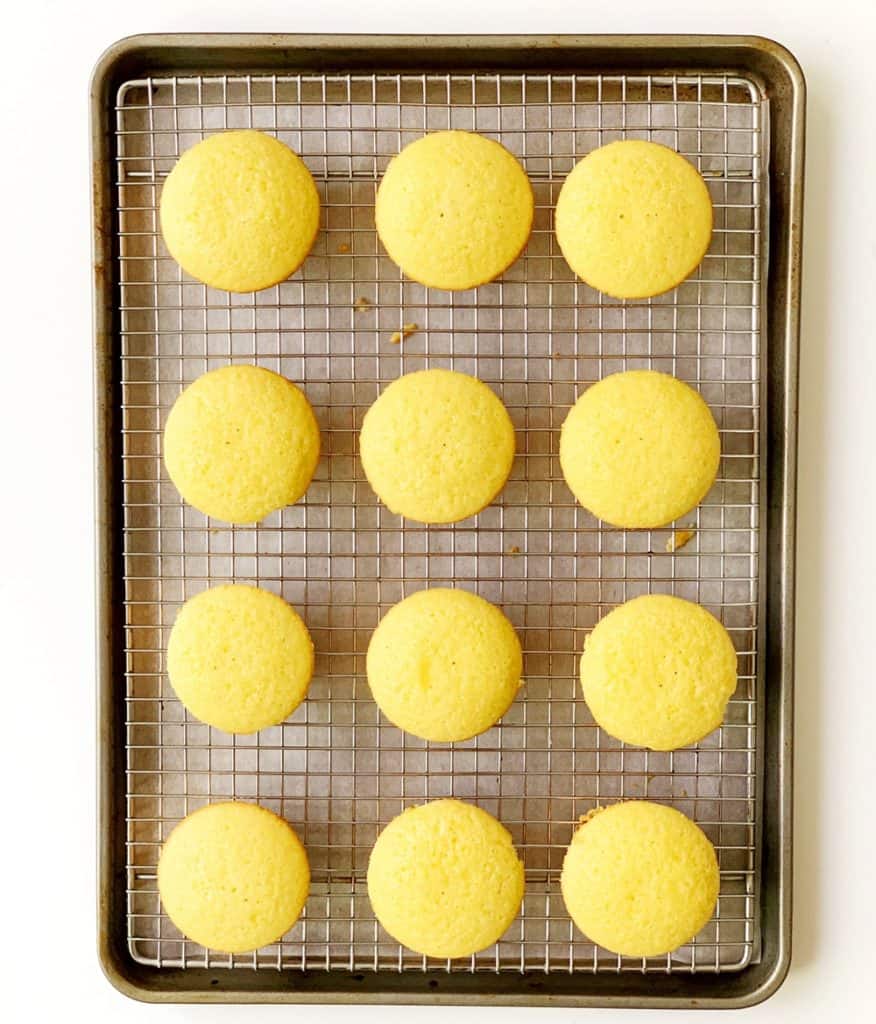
[367,799,525,959]
[559,370,720,528]
[561,801,720,957]
[159,129,320,292]
[163,364,320,524]
[167,584,313,735]
[375,131,534,290]
[555,140,713,299]
[157,802,310,954]
[580,594,737,751]
[359,368,515,524]
[367,588,522,742]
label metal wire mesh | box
[115,70,765,976]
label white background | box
[3,0,874,1020]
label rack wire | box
[115,70,765,976]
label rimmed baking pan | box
[92,33,803,1007]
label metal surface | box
[92,35,804,1008]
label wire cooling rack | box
[115,70,765,976]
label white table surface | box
[4,0,874,1019]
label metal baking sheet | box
[92,34,803,1008]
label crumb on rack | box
[665,528,696,553]
[507,545,521,555]
[337,242,351,253]
[389,322,418,344]
[353,296,372,313]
